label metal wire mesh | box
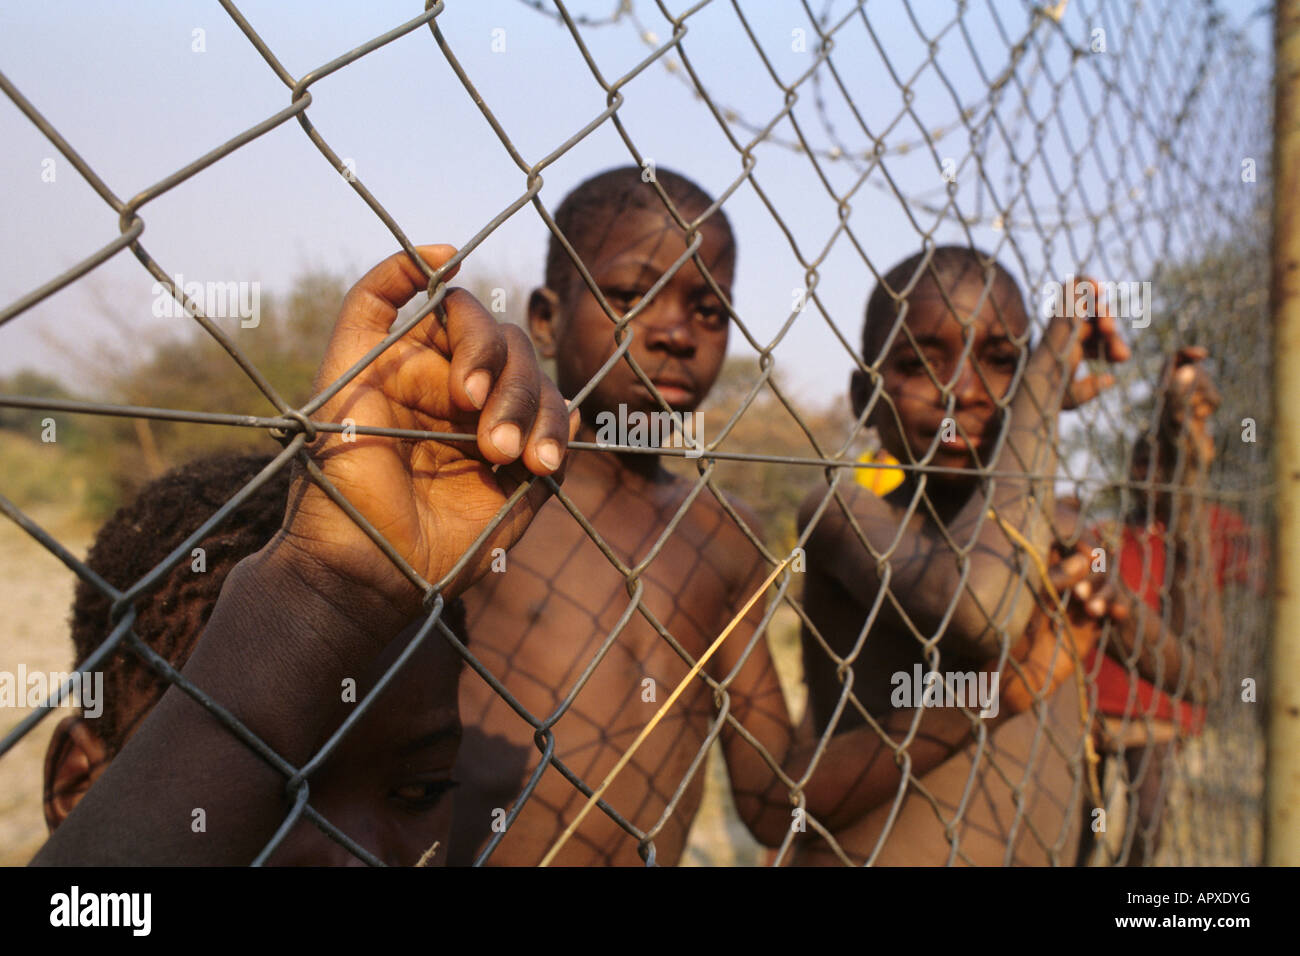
[0,0,1272,866]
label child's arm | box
[805,279,1129,660]
[708,549,979,846]
[1091,348,1225,702]
[33,247,575,865]
[708,515,1098,847]
[1096,584,1220,704]
[1159,349,1226,700]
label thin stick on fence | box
[538,555,792,867]
[1270,0,1300,868]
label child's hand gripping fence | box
[0,0,1275,866]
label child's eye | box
[391,778,458,811]
[604,287,645,311]
[695,302,728,330]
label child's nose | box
[638,299,697,356]
[950,361,988,406]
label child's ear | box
[43,714,109,831]
[850,368,872,420]
[528,287,562,359]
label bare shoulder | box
[797,480,903,563]
[662,475,767,587]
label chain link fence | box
[0,0,1275,866]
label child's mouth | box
[925,427,986,454]
[644,380,695,406]
[941,433,982,452]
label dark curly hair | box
[861,245,1029,366]
[70,452,466,754]
[544,165,734,302]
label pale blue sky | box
[0,0,1270,410]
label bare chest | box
[461,493,736,694]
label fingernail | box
[490,422,522,459]
[537,439,562,472]
[465,370,491,409]
[1074,581,1092,600]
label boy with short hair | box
[43,452,471,865]
[794,246,1128,865]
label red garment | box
[1205,504,1264,593]
[1085,505,1256,734]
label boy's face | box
[858,276,1027,479]
[532,207,735,421]
[263,630,463,866]
[46,629,463,866]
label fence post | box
[1271,0,1300,867]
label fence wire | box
[0,0,1273,867]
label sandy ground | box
[0,506,93,866]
